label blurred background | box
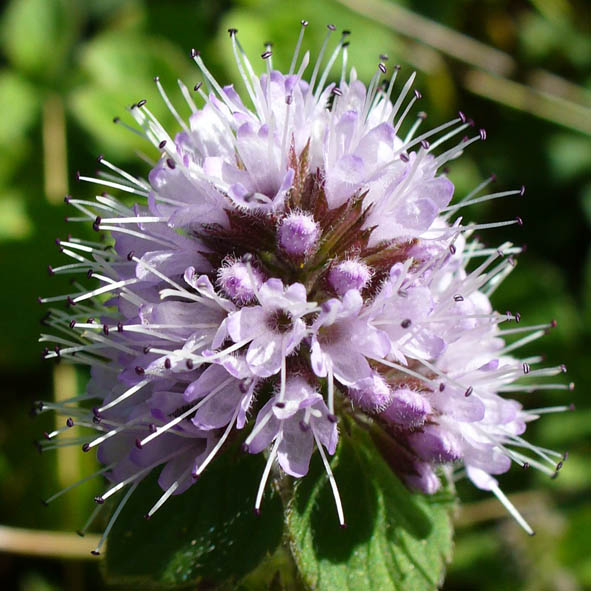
[0,0,588,589]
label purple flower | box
[37,23,569,550]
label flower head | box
[37,22,571,553]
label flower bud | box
[217,260,264,304]
[347,373,392,413]
[381,387,431,429]
[277,212,320,259]
[328,259,371,295]
[407,424,462,463]
[402,461,441,494]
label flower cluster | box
[38,23,571,552]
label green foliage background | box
[0,0,588,589]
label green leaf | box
[0,70,39,147]
[1,0,77,80]
[105,444,284,589]
[0,190,33,241]
[71,32,194,158]
[287,423,454,591]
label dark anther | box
[261,50,273,60]
[332,87,343,96]
[127,250,135,261]
[143,345,151,354]
[394,64,401,70]
[75,170,81,181]
[458,111,466,123]
[66,417,74,428]
[64,194,71,204]
[479,128,487,140]
[135,438,143,449]
[153,76,160,82]
[76,530,85,537]
[522,462,530,469]
[414,89,422,99]
[439,383,445,392]
[241,442,249,453]
[135,366,145,375]
[400,318,411,329]
[515,312,521,323]
[91,550,101,556]
[194,82,202,92]
[454,294,464,302]
[400,153,409,162]
[164,358,171,369]
[66,296,76,307]
[69,320,76,329]
[166,158,176,169]
[301,20,309,26]
[342,41,350,49]
[421,140,430,149]
[87,270,93,282]
[239,380,250,393]
[82,443,90,452]
[94,496,104,504]
[449,244,457,254]
[227,28,238,36]
[551,319,557,328]
[520,185,526,196]
[103,324,109,336]
[92,415,101,424]
[379,53,388,60]
[299,420,310,432]
[117,322,123,332]
[186,359,194,370]
[464,386,473,397]
[378,63,387,74]
[569,403,575,411]
[275,401,286,409]
[190,48,199,58]
[327,413,338,423]
[523,363,530,374]
[490,172,497,182]
[96,154,104,163]
[149,423,157,433]
[467,118,475,127]
[327,24,337,31]
[113,116,120,124]
[92,216,101,232]
[158,140,167,149]
[515,216,523,226]
[560,364,567,373]
[340,523,348,530]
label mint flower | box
[37,22,571,557]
